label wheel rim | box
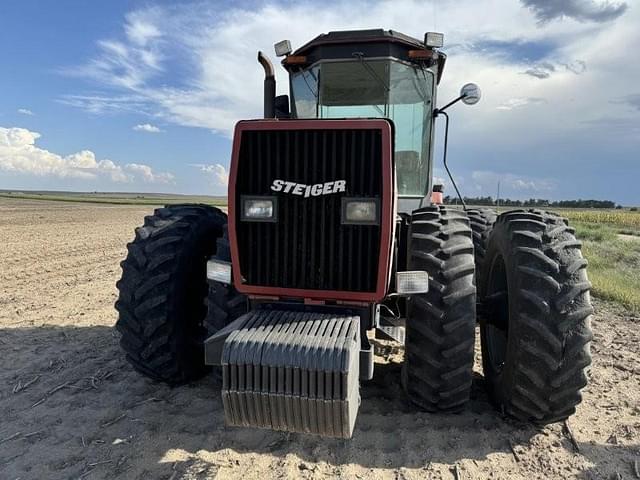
[484,254,510,374]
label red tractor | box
[116,29,593,438]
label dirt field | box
[1,198,638,480]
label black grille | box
[235,127,383,293]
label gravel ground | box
[0,198,638,480]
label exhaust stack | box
[258,51,276,118]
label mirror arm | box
[433,94,467,117]
[438,111,467,210]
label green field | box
[567,214,640,313]
[489,208,640,313]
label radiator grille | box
[235,127,383,293]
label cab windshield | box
[291,59,435,197]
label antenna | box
[433,1,437,31]
[496,181,501,209]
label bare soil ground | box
[1,198,638,480]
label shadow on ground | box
[0,325,637,479]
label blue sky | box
[0,0,638,204]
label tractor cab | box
[277,30,446,202]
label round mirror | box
[460,83,482,105]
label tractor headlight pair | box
[241,196,379,225]
[241,196,277,222]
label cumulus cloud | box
[191,163,229,187]
[0,126,173,183]
[17,108,34,116]
[124,163,174,183]
[521,0,628,23]
[133,123,161,133]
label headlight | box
[341,198,379,225]
[241,196,277,222]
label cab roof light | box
[274,39,292,57]
[424,32,444,48]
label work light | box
[242,197,277,221]
[396,271,429,295]
[274,39,292,57]
[424,32,444,48]
[342,198,379,225]
[207,259,232,284]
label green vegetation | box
[572,222,617,242]
[0,191,227,207]
[561,209,640,233]
[572,220,640,313]
[460,201,640,312]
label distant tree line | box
[443,196,620,209]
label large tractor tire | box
[466,208,497,273]
[116,204,233,385]
[403,205,476,412]
[479,210,593,424]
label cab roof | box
[288,29,446,84]
[293,29,425,54]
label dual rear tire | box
[479,210,593,423]
[404,207,593,424]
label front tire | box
[479,210,593,424]
[116,204,227,384]
[403,206,476,412]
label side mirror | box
[460,83,481,105]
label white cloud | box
[472,170,557,193]
[133,123,161,133]
[191,163,229,187]
[0,126,173,184]
[496,97,547,110]
[17,108,34,116]
[125,11,162,47]
[56,0,640,204]
[125,163,174,183]
[58,94,150,115]
[64,0,637,141]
